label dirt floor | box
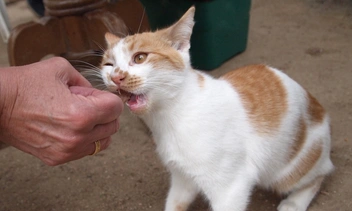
[1,0,352,210]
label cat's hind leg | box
[164,169,199,211]
[277,177,324,211]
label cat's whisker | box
[79,70,103,80]
[71,61,102,72]
[78,68,102,74]
[74,64,100,70]
[70,60,100,68]
[75,51,103,57]
[92,40,106,52]
[65,52,103,62]
[78,69,103,78]
[80,76,102,82]
[78,71,103,78]
[86,78,104,82]
[93,84,108,89]
[115,31,129,37]
[137,8,146,34]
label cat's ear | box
[164,6,195,52]
[105,32,121,46]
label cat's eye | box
[133,53,148,64]
[104,62,114,66]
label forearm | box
[0,66,22,143]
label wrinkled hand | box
[0,57,123,165]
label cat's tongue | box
[126,94,147,111]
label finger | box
[86,119,119,143]
[36,135,113,166]
[89,137,112,156]
[70,86,124,124]
[51,137,112,164]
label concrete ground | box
[1,0,352,210]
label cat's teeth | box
[116,89,132,103]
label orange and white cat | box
[99,7,333,211]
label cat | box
[99,6,334,211]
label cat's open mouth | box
[118,89,147,112]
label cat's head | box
[100,7,195,115]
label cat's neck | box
[141,68,208,130]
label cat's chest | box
[156,132,199,162]
[152,122,225,176]
[153,128,205,168]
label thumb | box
[66,67,92,88]
[70,86,124,123]
[45,57,92,88]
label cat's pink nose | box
[111,74,125,84]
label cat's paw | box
[277,199,305,211]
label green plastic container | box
[139,0,251,70]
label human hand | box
[0,57,124,165]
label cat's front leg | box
[164,169,199,211]
[207,175,255,211]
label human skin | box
[0,57,123,166]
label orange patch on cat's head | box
[123,33,185,71]
[105,32,121,47]
[102,7,196,72]
[118,6,195,71]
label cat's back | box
[220,64,328,134]
[220,65,332,192]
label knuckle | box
[43,151,73,166]
[54,133,84,154]
[68,107,93,131]
[105,94,124,114]
[40,146,74,166]
[72,118,89,131]
[43,157,60,166]
[65,134,85,147]
[50,56,70,67]
[101,137,112,151]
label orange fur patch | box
[221,65,287,134]
[176,203,188,211]
[290,118,307,160]
[116,71,143,93]
[311,176,324,193]
[105,32,121,46]
[197,73,205,88]
[307,92,325,123]
[124,33,185,71]
[274,141,323,193]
